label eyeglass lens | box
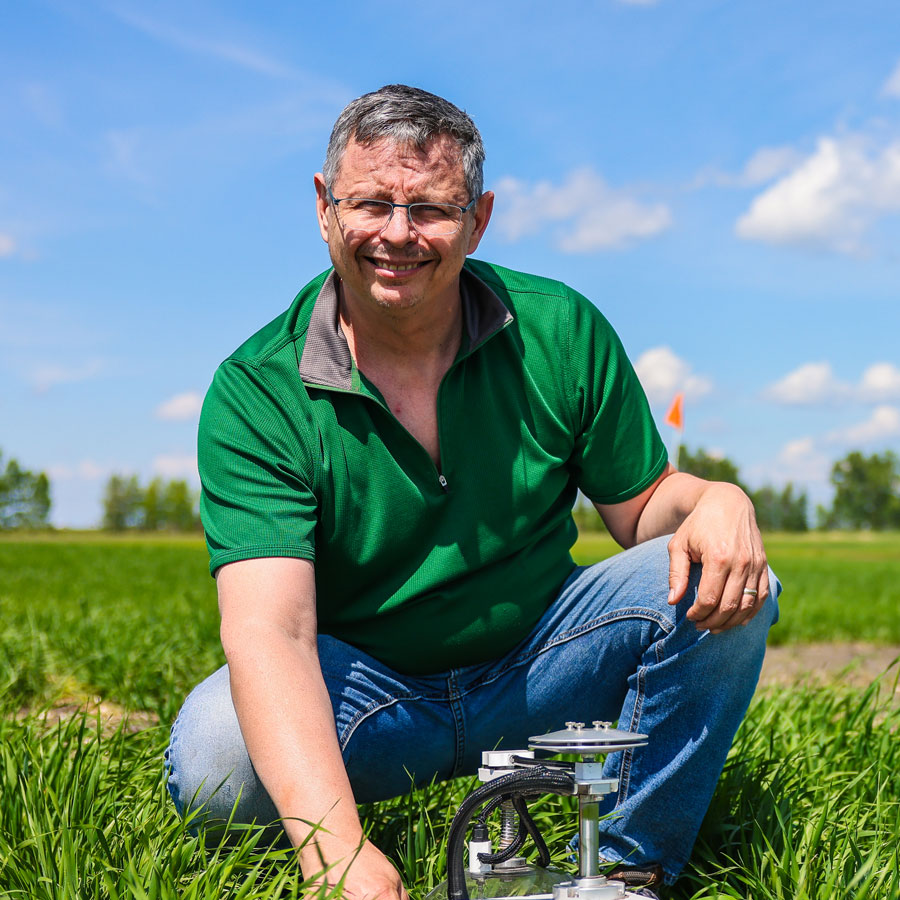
[337,199,463,235]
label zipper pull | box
[438,474,449,492]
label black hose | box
[446,767,575,900]
[476,794,506,825]
[475,812,526,864]
[512,793,551,868]
[510,755,575,772]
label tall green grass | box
[2,675,897,899]
[573,532,900,645]
[0,539,219,720]
[2,534,899,898]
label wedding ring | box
[742,588,758,596]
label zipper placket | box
[304,315,512,495]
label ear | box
[466,190,494,255]
[314,173,331,244]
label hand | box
[300,837,408,900]
[666,482,769,633]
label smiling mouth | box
[367,258,430,273]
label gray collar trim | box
[298,268,513,390]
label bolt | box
[592,721,612,730]
[566,721,585,730]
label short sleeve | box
[565,293,668,504]
[198,359,318,575]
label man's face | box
[315,135,492,314]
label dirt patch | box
[760,642,900,691]
[11,645,899,735]
[15,696,160,735]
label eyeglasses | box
[328,189,476,236]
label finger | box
[708,579,760,632]
[686,554,730,624]
[693,568,748,632]
[737,565,770,627]
[667,535,693,605]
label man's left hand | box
[666,482,769,633]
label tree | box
[825,450,900,530]
[163,479,200,531]
[102,474,144,530]
[142,478,163,531]
[101,474,200,531]
[678,445,808,531]
[0,450,52,529]
[749,483,808,532]
[677,445,748,491]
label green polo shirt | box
[199,259,667,675]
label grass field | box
[1,533,898,898]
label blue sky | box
[2,0,900,527]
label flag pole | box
[664,392,685,470]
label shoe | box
[565,835,664,896]
[605,862,664,889]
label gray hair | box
[322,84,485,201]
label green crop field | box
[1,533,898,898]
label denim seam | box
[458,607,673,698]
[164,716,183,814]
[447,670,467,776]
[616,664,646,805]
[338,690,425,750]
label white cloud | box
[883,60,900,98]
[774,437,831,485]
[152,453,199,482]
[156,391,203,421]
[735,135,900,254]
[633,346,713,405]
[779,436,831,479]
[108,6,297,79]
[827,405,900,444]
[696,146,802,189]
[859,362,900,402]
[744,436,831,500]
[766,361,900,406]
[494,168,672,252]
[47,460,109,481]
[29,358,106,393]
[765,362,849,406]
[0,234,16,258]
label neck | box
[338,281,464,371]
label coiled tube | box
[445,767,575,900]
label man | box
[165,85,779,899]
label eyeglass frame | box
[327,188,477,236]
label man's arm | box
[594,464,769,633]
[217,557,407,900]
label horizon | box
[2,1,899,527]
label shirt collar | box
[298,268,513,389]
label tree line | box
[0,449,51,529]
[574,446,900,533]
[101,475,201,532]
[2,445,898,533]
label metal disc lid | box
[529,721,648,754]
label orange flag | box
[664,392,684,430]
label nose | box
[378,205,416,245]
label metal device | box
[425,721,650,900]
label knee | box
[164,665,276,829]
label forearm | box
[223,623,362,870]
[634,473,754,545]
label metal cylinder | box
[499,799,518,847]
[578,797,600,878]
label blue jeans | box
[165,535,780,885]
